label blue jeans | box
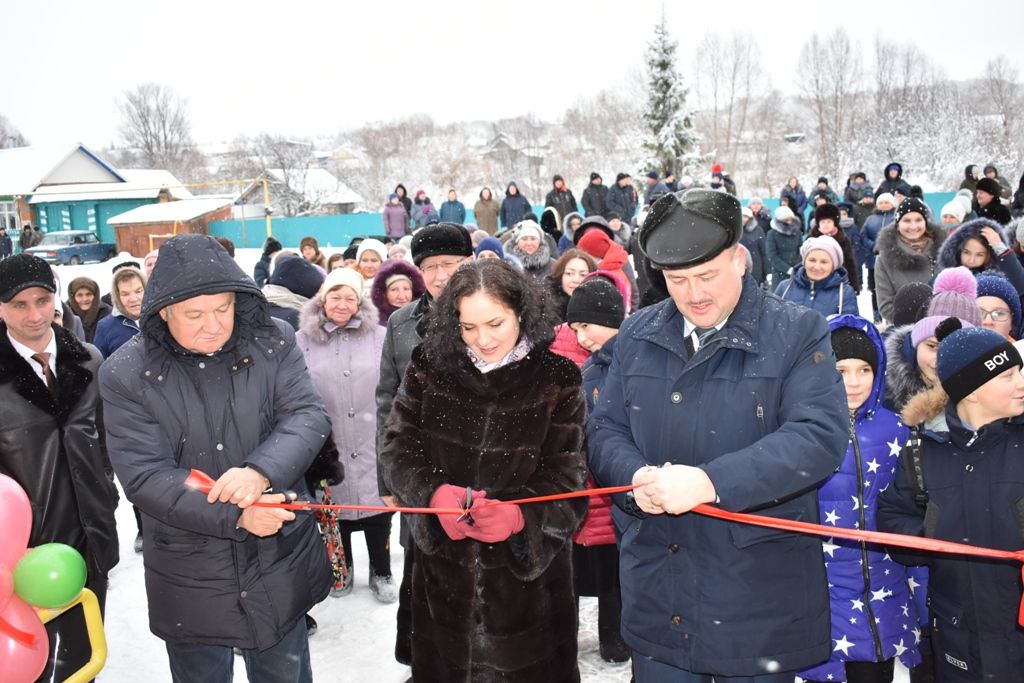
[165,618,312,683]
[633,654,796,683]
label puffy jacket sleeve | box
[876,449,929,566]
[699,310,849,511]
[994,248,1024,295]
[379,352,446,547]
[375,312,404,496]
[100,359,250,540]
[874,256,898,322]
[382,206,395,233]
[241,335,330,489]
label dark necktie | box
[685,327,716,359]
[32,352,57,396]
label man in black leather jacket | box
[0,254,118,681]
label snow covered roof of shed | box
[107,197,234,225]
[28,169,193,204]
[0,144,124,196]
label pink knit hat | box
[800,235,843,268]
[911,267,982,346]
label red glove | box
[430,484,474,541]
[463,498,525,543]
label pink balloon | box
[0,562,11,613]
[0,475,31,569]
[0,595,48,683]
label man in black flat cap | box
[0,254,118,682]
[587,189,850,682]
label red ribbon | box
[186,468,1024,625]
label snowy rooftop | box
[0,143,123,195]
[28,169,193,204]
[107,196,234,225]
[269,167,363,205]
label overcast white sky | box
[4,0,1022,150]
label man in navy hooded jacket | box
[587,189,849,681]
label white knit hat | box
[320,267,363,301]
[940,201,967,223]
[515,220,543,243]
[356,238,388,263]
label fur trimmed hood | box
[936,216,1009,271]
[900,384,948,427]
[875,221,947,271]
[882,324,929,414]
[297,293,379,344]
[369,259,425,325]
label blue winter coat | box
[878,407,1024,680]
[774,266,859,318]
[781,185,808,216]
[581,337,615,414]
[587,276,850,676]
[92,313,140,358]
[860,209,894,269]
[438,200,466,224]
[500,191,532,229]
[798,315,920,681]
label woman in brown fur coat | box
[380,259,588,682]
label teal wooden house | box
[30,168,192,243]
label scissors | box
[456,486,476,526]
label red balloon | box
[0,475,31,570]
[0,595,48,683]
[0,562,12,613]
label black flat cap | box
[0,254,56,302]
[639,189,742,269]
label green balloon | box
[13,543,87,608]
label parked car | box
[26,230,118,265]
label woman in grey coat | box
[874,198,948,323]
[296,267,395,602]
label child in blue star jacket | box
[800,315,921,682]
[878,319,1024,681]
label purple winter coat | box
[296,294,387,519]
[383,202,410,238]
[799,314,921,681]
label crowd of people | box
[2,159,1024,683]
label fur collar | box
[882,325,928,414]
[509,241,552,271]
[0,323,94,424]
[298,295,379,344]
[901,385,948,427]
[875,223,947,271]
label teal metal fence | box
[209,195,961,249]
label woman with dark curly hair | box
[379,259,588,682]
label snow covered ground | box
[51,250,904,682]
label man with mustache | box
[587,189,850,682]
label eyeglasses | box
[979,308,1012,322]
[420,258,466,276]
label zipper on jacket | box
[850,414,885,661]
[756,401,767,434]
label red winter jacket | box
[548,323,616,546]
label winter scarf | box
[467,337,534,373]
[261,284,309,312]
